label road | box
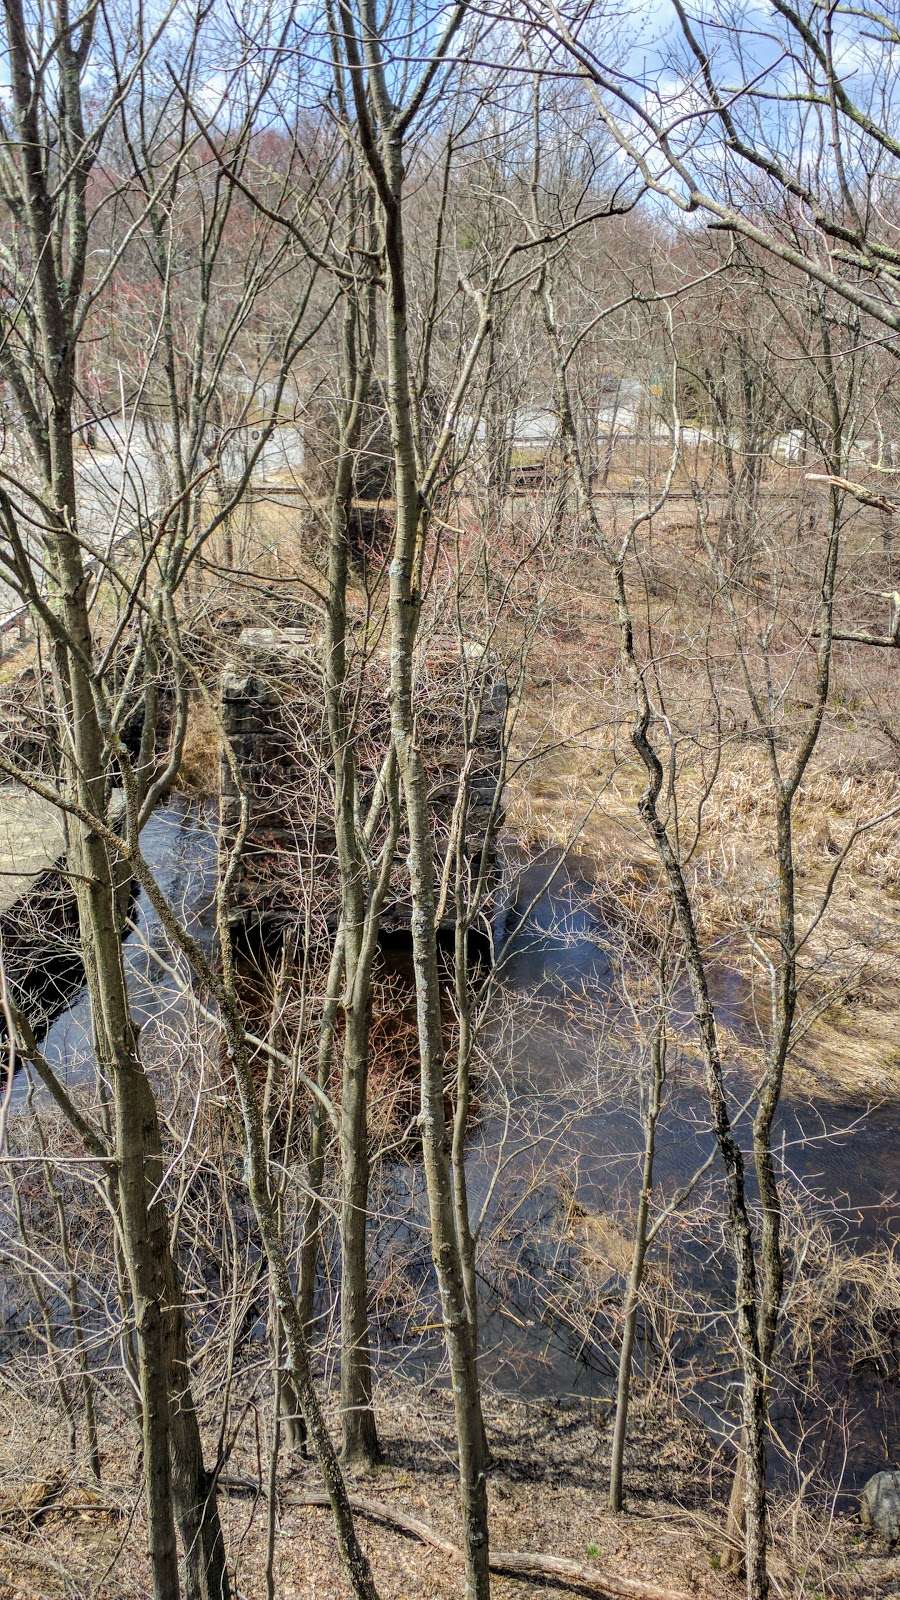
[0,419,306,631]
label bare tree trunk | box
[533,246,770,1593]
[114,1055,184,1600]
[625,753,769,1600]
[165,1246,231,1600]
[298,932,344,1338]
[451,917,490,1474]
[339,996,380,1465]
[449,659,509,1476]
[609,1010,666,1512]
[1,9,232,1588]
[708,305,845,1583]
[55,373,230,1600]
[388,642,491,1599]
[380,167,492,1600]
[325,264,384,1467]
[215,993,380,1600]
[334,8,492,1585]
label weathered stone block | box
[861,1471,900,1542]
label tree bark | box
[334,9,493,1585]
[325,266,383,1467]
[609,1011,666,1513]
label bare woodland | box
[0,3,897,1600]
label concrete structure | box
[0,786,66,919]
[221,626,507,942]
[0,784,84,1030]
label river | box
[12,801,898,1500]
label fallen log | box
[277,1486,695,1600]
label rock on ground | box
[861,1471,900,1543]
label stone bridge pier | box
[220,626,507,947]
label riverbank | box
[1,1379,896,1599]
[505,514,899,1104]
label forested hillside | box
[0,3,897,1599]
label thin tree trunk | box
[379,212,492,1600]
[339,999,380,1465]
[115,1057,184,1600]
[609,1013,666,1513]
[337,18,493,1575]
[325,269,382,1466]
[532,240,770,1593]
[165,1245,231,1600]
[216,1001,380,1600]
[297,932,344,1338]
[451,767,492,1473]
[57,470,230,1600]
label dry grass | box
[502,490,900,1101]
[560,1175,640,1278]
[175,697,222,795]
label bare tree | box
[542,0,900,336]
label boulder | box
[860,1470,900,1542]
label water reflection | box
[16,822,898,1493]
[375,852,898,1493]
[20,798,218,1097]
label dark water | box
[16,797,218,1099]
[487,861,897,1492]
[17,816,898,1496]
[373,855,898,1495]
[489,858,898,1255]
